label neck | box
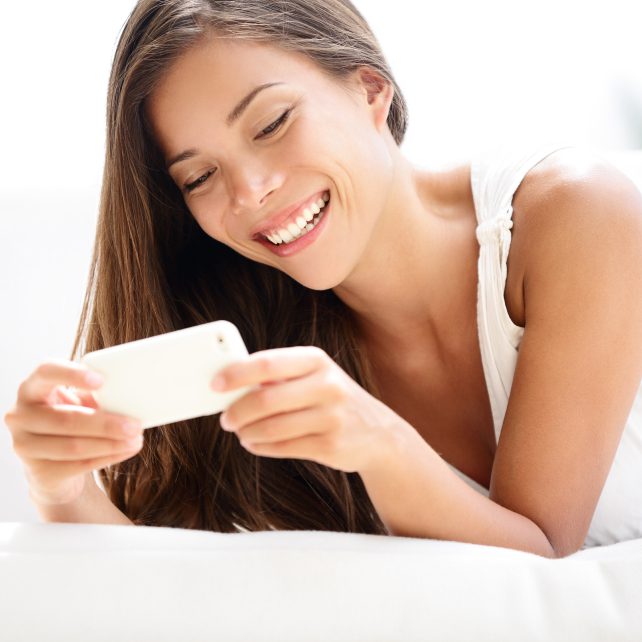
[332,150,477,358]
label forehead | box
[145,38,322,152]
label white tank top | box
[447,141,642,549]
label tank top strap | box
[472,140,578,265]
[471,140,579,224]
[472,140,577,334]
[471,139,577,442]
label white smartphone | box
[79,320,258,430]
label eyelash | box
[183,108,293,193]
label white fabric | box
[446,141,642,549]
[1,521,642,641]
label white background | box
[1,0,640,521]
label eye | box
[184,169,216,194]
[256,108,292,139]
[182,108,293,194]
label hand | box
[3,359,145,506]
[211,346,402,473]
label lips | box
[250,190,328,240]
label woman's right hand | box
[3,358,145,506]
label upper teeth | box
[264,192,330,244]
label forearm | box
[360,421,557,558]
[31,473,134,526]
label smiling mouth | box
[254,190,330,243]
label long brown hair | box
[70,0,408,534]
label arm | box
[31,472,134,526]
[360,424,557,557]
[361,153,642,558]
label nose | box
[227,158,283,215]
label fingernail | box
[85,371,104,387]
[211,375,226,391]
[126,435,144,449]
[122,421,142,436]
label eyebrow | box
[165,81,285,171]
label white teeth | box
[265,193,330,244]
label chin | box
[283,267,348,292]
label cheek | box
[187,201,228,240]
[287,116,363,185]
[293,100,357,156]
[279,115,326,165]
[287,109,387,214]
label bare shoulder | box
[512,146,642,243]
[505,147,642,325]
[488,148,642,557]
[514,146,641,216]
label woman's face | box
[146,36,395,290]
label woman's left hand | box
[211,346,403,473]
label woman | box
[5,0,642,558]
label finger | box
[221,369,329,431]
[9,403,142,440]
[18,359,105,406]
[57,385,100,411]
[23,446,144,488]
[212,346,327,392]
[57,386,82,405]
[235,406,329,445]
[242,430,329,464]
[14,431,144,462]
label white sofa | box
[1,522,642,641]
[2,149,641,641]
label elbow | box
[542,528,584,559]
[550,542,582,559]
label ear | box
[354,66,394,132]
